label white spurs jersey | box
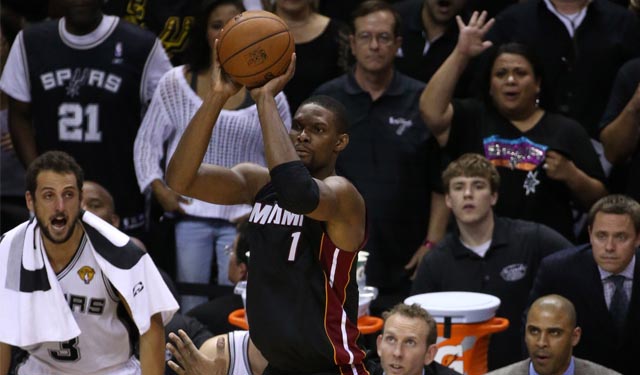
[228,330,252,375]
[17,235,140,375]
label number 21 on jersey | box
[59,103,102,142]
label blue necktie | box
[609,275,629,333]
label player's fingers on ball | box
[287,53,297,77]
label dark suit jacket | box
[485,357,621,375]
[528,245,640,375]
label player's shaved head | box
[529,294,577,329]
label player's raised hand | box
[167,330,228,375]
[249,53,296,102]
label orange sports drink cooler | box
[405,292,509,375]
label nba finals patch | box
[78,266,96,285]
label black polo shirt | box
[411,216,572,370]
[313,70,438,296]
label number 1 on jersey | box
[288,232,301,261]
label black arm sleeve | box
[269,160,320,214]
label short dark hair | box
[298,95,351,134]
[184,0,245,73]
[442,153,500,194]
[382,303,437,346]
[26,151,84,196]
[350,0,401,38]
[588,194,640,233]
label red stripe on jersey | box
[318,233,368,373]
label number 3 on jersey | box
[49,337,80,362]
[288,232,301,261]
[59,103,102,142]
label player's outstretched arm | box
[167,330,228,375]
[166,40,269,205]
[139,313,165,375]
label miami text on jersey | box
[248,202,305,227]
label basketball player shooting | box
[165,40,369,375]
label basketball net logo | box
[77,266,95,285]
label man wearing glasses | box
[313,0,447,316]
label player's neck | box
[456,213,494,247]
[43,223,85,273]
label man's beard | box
[38,214,80,244]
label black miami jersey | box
[19,17,165,230]
[246,183,368,375]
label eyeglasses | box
[355,32,394,46]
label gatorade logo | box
[435,345,464,373]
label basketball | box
[217,10,295,88]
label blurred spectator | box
[632,0,640,17]
[484,0,640,143]
[0,0,172,239]
[314,0,449,315]
[393,0,471,92]
[420,13,606,241]
[528,195,640,375]
[599,58,640,204]
[0,5,28,234]
[271,0,350,114]
[487,294,621,375]
[102,0,201,65]
[412,153,572,370]
[134,0,290,312]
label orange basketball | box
[217,10,295,88]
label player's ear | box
[335,133,349,152]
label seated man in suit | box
[528,194,640,375]
[487,294,620,375]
